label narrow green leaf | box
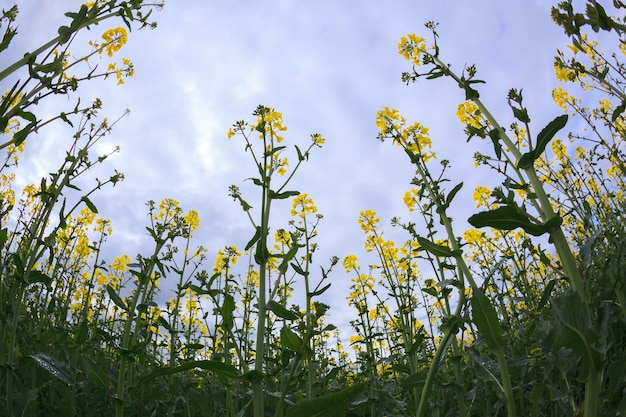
[270,190,300,200]
[138,360,239,385]
[264,145,286,157]
[245,226,262,251]
[611,101,625,122]
[536,114,568,158]
[30,353,73,385]
[310,283,331,297]
[538,278,559,310]
[444,182,463,209]
[106,284,127,312]
[81,196,98,213]
[80,356,109,388]
[291,262,306,276]
[295,144,305,161]
[470,290,503,351]
[267,300,299,321]
[277,244,299,274]
[26,270,52,287]
[417,236,458,257]
[286,382,367,417]
[187,283,220,297]
[487,129,502,159]
[220,294,235,330]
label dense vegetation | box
[1,1,625,416]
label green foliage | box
[2,1,626,417]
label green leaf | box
[417,236,458,257]
[551,291,603,380]
[220,294,235,331]
[277,244,299,274]
[470,290,503,351]
[29,353,73,385]
[270,190,300,200]
[286,382,367,417]
[280,326,304,355]
[81,196,98,213]
[264,145,286,157]
[295,144,305,161]
[26,270,52,287]
[538,278,560,310]
[487,129,502,159]
[186,283,220,297]
[138,360,239,385]
[106,284,127,312]
[267,300,299,321]
[245,226,262,251]
[517,151,535,170]
[512,106,531,123]
[80,356,109,388]
[468,205,549,236]
[611,101,626,122]
[444,182,463,209]
[291,262,306,276]
[535,114,568,160]
[310,283,331,297]
[12,122,34,146]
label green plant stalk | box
[411,155,517,417]
[434,57,600,416]
[415,297,462,417]
[253,158,272,417]
[274,354,302,417]
[435,55,586,301]
[301,221,316,400]
[115,239,165,417]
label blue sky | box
[9,0,575,334]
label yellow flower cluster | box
[291,193,317,219]
[472,185,492,208]
[403,188,419,213]
[375,106,435,163]
[456,101,486,130]
[358,209,379,234]
[342,254,359,272]
[552,86,576,112]
[101,27,128,57]
[398,33,427,66]
[258,108,288,143]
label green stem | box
[115,240,164,417]
[253,164,272,417]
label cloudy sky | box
[8,1,583,333]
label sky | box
[6,0,582,336]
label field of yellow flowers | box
[1,1,626,416]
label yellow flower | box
[101,27,128,57]
[472,185,491,208]
[398,33,427,65]
[358,209,379,234]
[342,254,359,272]
[552,87,572,111]
[554,63,575,82]
[456,101,483,130]
[463,228,484,245]
[291,193,317,218]
[184,209,200,233]
[110,254,131,273]
[312,133,325,146]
